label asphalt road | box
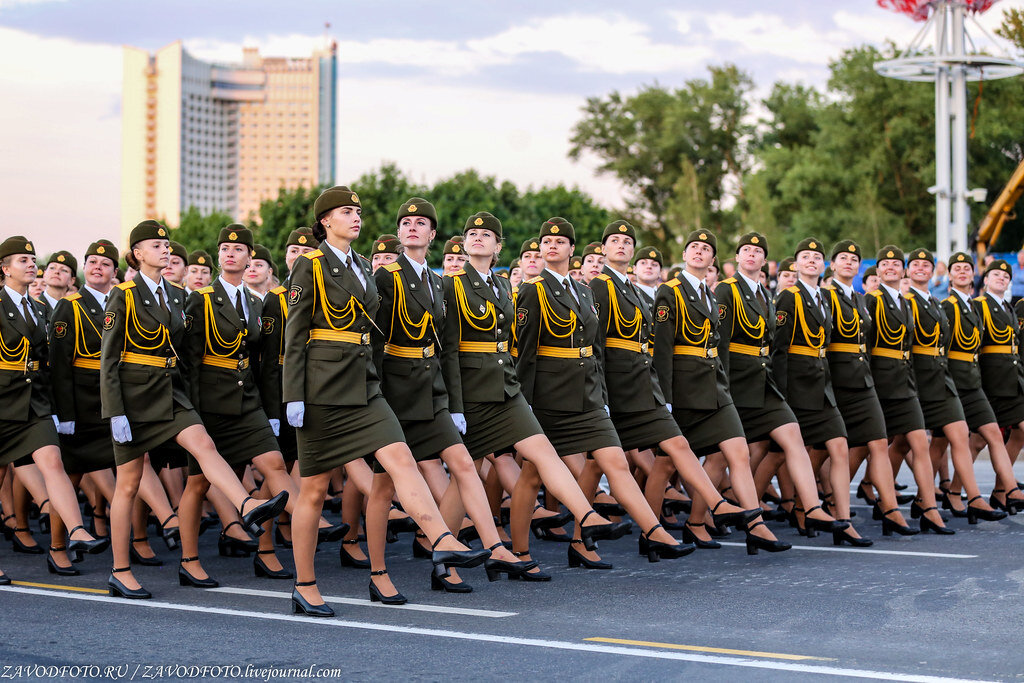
[2,467,1024,682]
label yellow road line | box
[584,637,834,661]
[13,581,108,594]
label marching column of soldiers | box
[1,184,1022,616]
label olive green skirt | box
[834,386,887,447]
[277,419,298,465]
[611,405,681,452]
[957,387,997,432]
[533,407,621,457]
[0,414,59,467]
[188,408,280,476]
[297,397,406,477]
[736,392,797,444]
[791,404,847,448]
[463,392,543,460]
[59,423,115,474]
[878,397,926,438]
[672,402,745,456]
[920,393,966,433]
[112,404,203,466]
[372,409,463,473]
[988,392,1024,429]
[150,442,189,470]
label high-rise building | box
[121,40,336,246]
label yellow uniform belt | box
[459,341,508,353]
[947,351,978,362]
[980,345,1018,355]
[673,345,717,358]
[730,342,768,357]
[605,338,649,354]
[72,358,101,370]
[0,359,41,372]
[827,343,866,354]
[870,348,909,361]
[537,345,593,359]
[201,356,250,371]
[911,345,942,357]
[789,345,826,358]
[121,352,176,368]
[384,343,435,359]
[308,329,370,345]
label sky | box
[1,0,1022,258]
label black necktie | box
[156,286,169,314]
[421,268,433,303]
[757,286,768,314]
[346,256,364,293]
[486,275,498,298]
[1005,299,1014,318]
[21,298,36,334]
[235,290,246,324]
[699,283,709,310]
[564,278,579,304]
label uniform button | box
[644,361,649,366]
[425,364,431,370]
[237,380,244,386]
[498,314,505,321]
[579,362,584,367]
[164,372,169,377]
[761,362,766,367]
[359,352,365,357]
[25,378,31,384]
[497,328,502,335]
[498,359,504,365]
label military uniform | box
[182,227,279,476]
[0,236,58,467]
[260,284,295,462]
[282,187,404,477]
[653,232,744,454]
[514,218,619,456]
[974,261,1024,428]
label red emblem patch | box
[53,321,67,338]
[776,311,788,326]
[288,285,302,306]
[103,311,115,331]
[262,317,275,334]
[516,308,528,325]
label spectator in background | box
[862,266,879,293]
[974,254,995,296]
[721,259,736,279]
[929,260,950,300]
[1011,247,1024,304]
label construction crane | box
[973,158,1024,260]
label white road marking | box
[0,586,993,682]
[208,586,516,618]
[716,542,976,559]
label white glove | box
[286,401,305,428]
[666,403,672,413]
[603,404,610,416]
[51,415,59,428]
[56,420,75,435]
[111,415,132,444]
[269,418,280,437]
[451,413,467,435]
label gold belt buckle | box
[859,344,866,353]
[760,346,769,356]
[422,346,434,358]
[497,340,508,352]
[361,332,370,345]
[237,359,248,370]
[1014,345,1020,355]
[579,347,591,358]
[164,357,175,368]
[707,347,718,358]
[902,351,910,361]
[641,342,649,354]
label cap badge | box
[97,246,105,254]
[887,251,894,258]
[298,235,308,245]
[351,193,359,203]
[25,243,33,252]
[595,247,602,254]
[550,226,560,234]
[452,245,461,253]
[809,241,816,249]
[57,254,65,262]
[849,245,856,252]
[378,243,386,251]
[957,254,965,261]
[530,242,538,250]
[474,218,483,226]
[619,225,627,232]
[751,236,759,244]
[228,231,237,241]
[158,228,166,237]
[408,204,417,213]
[198,257,206,264]
[699,233,707,240]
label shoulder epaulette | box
[167,281,184,289]
[116,281,136,290]
[595,274,611,282]
[868,290,882,297]
[445,269,464,278]
[512,286,520,295]
[383,263,401,273]
[722,277,737,284]
[665,278,680,288]
[945,295,956,304]
[196,286,215,295]
[270,286,286,295]
[525,276,543,285]
[66,293,82,301]
[785,285,799,293]
[302,249,323,260]
[974,296,986,303]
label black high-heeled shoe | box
[484,543,537,581]
[989,488,1023,516]
[719,485,739,506]
[292,580,334,617]
[940,490,968,518]
[568,539,612,569]
[639,524,695,563]
[710,499,763,530]
[1004,488,1024,513]
[744,521,791,555]
[593,500,626,517]
[682,522,721,549]
[239,492,288,537]
[199,515,218,535]
[803,505,849,534]
[660,515,687,531]
[179,557,219,587]
[761,491,782,505]
[880,508,919,536]
[430,531,490,578]
[430,564,473,593]
[895,481,909,491]
[410,532,432,559]
[896,492,915,505]
[918,508,955,535]
[219,521,258,557]
[387,512,419,536]
[792,506,815,537]
[533,527,573,542]
[324,487,343,514]
[108,567,151,599]
[966,496,1007,525]
[46,545,80,576]
[318,522,350,544]
[662,489,692,515]
[705,521,731,537]
[67,525,110,555]
[578,510,630,551]
[160,513,180,551]
[88,507,109,539]
[0,571,9,586]
[370,569,408,604]
[37,498,50,534]
[130,537,163,566]
[1,514,15,542]
[855,483,877,504]
[274,521,293,548]
[339,539,370,568]
[457,523,480,545]
[507,551,552,581]
[254,549,293,579]
[832,522,873,547]
[530,505,572,533]
[11,527,43,554]
[911,501,949,523]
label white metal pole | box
[951,2,970,253]
[935,3,952,260]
